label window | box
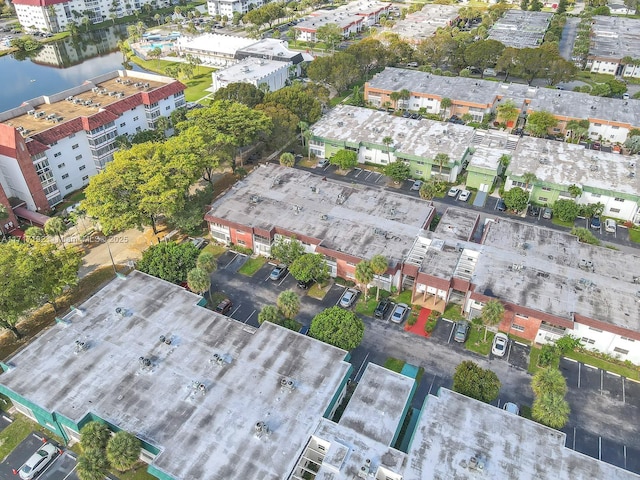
[69,133,75,138]
[594,123,602,127]
[50,141,58,146]
[511,324,525,332]
[541,187,551,191]
[621,337,636,342]
[61,173,69,179]
[58,163,66,168]
[237,239,246,246]
[612,126,619,130]
[65,184,73,190]
[610,208,621,213]
[346,261,356,267]
[588,326,603,333]
[133,116,139,121]
[614,197,625,202]
[166,105,171,110]
[79,165,86,171]
[54,152,62,158]
[72,144,79,150]
[120,122,126,127]
[82,175,89,181]
[75,154,82,160]
[581,337,596,344]
[515,313,529,319]
[415,170,423,175]
[538,197,548,202]
[136,126,141,132]
[614,347,629,355]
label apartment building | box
[390,4,459,44]
[12,0,169,33]
[487,10,553,49]
[0,70,185,220]
[207,0,274,17]
[365,68,640,143]
[586,16,640,78]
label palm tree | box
[382,136,393,164]
[434,153,449,179]
[399,89,411,111]
[369,254,388,301]
[389,91,401,110]
[439,97,452,120]
[565,119,589,142]
[496,99,519,128]
[44,217,68,249]
[280,152,295,167]
[567,184,582,198]
[187,267,211,295]
[532,391,570,429]
[481,299,504,341]
[522,171,537,191]
[532,367,567,397]
[355,260,374,300]
[277,290,300,319]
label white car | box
[447,187,460,198]
[391,303,409,323]
[19,442,59,479]
[316,159,330,169]
[339,288,359,308]
[503,402,520,415]
[458,190,471,202]
[491,333,509,357]
[410,180,423,191]
[605,219,616,233]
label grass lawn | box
[552,217,575,228]
[384,357,406,373]
[393,290,413,305]
[355,295,378,317]
[307,283,329,300]
[629,228,640,244]
[0,414,64,461]
[466,325,494,356]
[202,242,227,258]
[237,256,266,276]
[442,303,465,321]
[113,463,158,480]
[528,346,560,374]
[564,350,640,380]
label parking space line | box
[583,363,598,370]
[223,253,239,269]
[573,427,576,450]
[277,273,289,286]
[427,375,437,395]
[601,370,604,395]
[599,436,602,460]
[623,378,626,404]
[578,362,581,388]
[243,309,256,324]
[364,171,374,180]
[624,445,627,469]
[447,326,454,344]
[229,305,242,317]
[354,353,369,382]
[563,357,579,363]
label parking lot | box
[0,432,78,480]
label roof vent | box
[210,352,226,366]
[336,193,345,205]
[254,421,270,438]
[74,340,89,354]
[250,194,260,203]
[159,335,172,345]
[280,377,295,391]
[320,214,328,220]
[115,307,126,317]
[293,204,302,214]
[191,380,206,395]
[139,356,152,369]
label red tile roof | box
[25,138,49,156]
[142,81,186,105]
[32,118,83,145]
[105,93,144,115]
[81,110,119,131]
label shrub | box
[407,315,417,326]
[537,344,558,367]
[106,431,141,472]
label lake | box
[0,25,145,112]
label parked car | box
[458,190,471,202]
[491,333,509,357]
[447,187,460,198]
[410,113,421,120]
[374,298,392,319]
[297,278,313,289]
[19,442,59,480]
[542,207,553,219]
[496,199,507,212]
[605,218,617,233]
[391,303,409,323]
[503,402,520,415]
[339,288,359,308]
[215,298,233,315]
[407,62,418,68]
[590,216,601,230]
[316,158,330,168]
[410,180,423,191]
[529,204,540,217]
[453,320,470,343]
[402,111,411,118]
[592,141,601,151]
[298,325,309,335]
[189,237,207,250]
[269,265,288,281]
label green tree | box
[44,216,68,249]
[33,240,82,312]
[80,421,111,452]
[525,111,558,137]
[532,367,567,397]
[147,46,162,67]
[166,185,212,235]
[277,290,300,319]
[280,152,295,167]
[419,180,439,200]
[624,135,640,154]
[452,360,501,403]
[255,102,299,151]
[503,187,529,212]
[439,97,452,119]
[106,431,141,472]
[552,199,580,222]
[213,83,265,107]
[187,267,211,294]
[196,251,217,273]
[496,100,519,126]
[570,227,600,245]
[270,237,305,266]
[330,149,358,170]
[532,391,570,429]
[136,241,200,284]
[464,40,504,77]
[522,171,537,190]
[289,253,328,284]
[258,305,282,325]
[77,449,109,480]
[316,22,343,52]
[385,160,411,183]
[567,184,582,198]
[309,306,365,350]
[369,254,388,301]
[265,83,322,123]
[355,260,374,300]
[434,153,449,178]
[566,119,589,142]
[24,226,46,242]
[0,204,8,240]
[382,136,394,164]
[480,299,504,341]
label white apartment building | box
[206,0,272,18]
[12,0,170,33]
[586,16,640,79]
[0,71,185,214]
[211,58,291,94]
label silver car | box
[391,303,409,323]
[19,442,59,479]
[339,288,359,308]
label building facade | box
[0,70,185,218]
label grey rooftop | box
[311,105,475,161]
[206,163,435,266]
[404,388,638,480]
[589,16,640,61]
[468,129,520,171]
[0,271,351,480]
[487,10,553,49]
[474,220,640,331]
[509,136,640,196]
[390,4,460,42]
[213,57,289,85]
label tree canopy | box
[213,82,265,107]
[452,360,501,403]
[309,306,365,351]
[553,199,580,222]
[289,253,329,283]
[270,237,305,266]
[525,111,558,137]
[136,241,200,284]
[106,431,141,472]
[503,187,529,212]
[265,83,323,123]
[385,161,411,182]
[330,149,358,170]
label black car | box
[297,278,313,289]
[496,198,507,211]
[374,298,392,319]
[529,205,540,217]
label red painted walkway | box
[405,307,432,337]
